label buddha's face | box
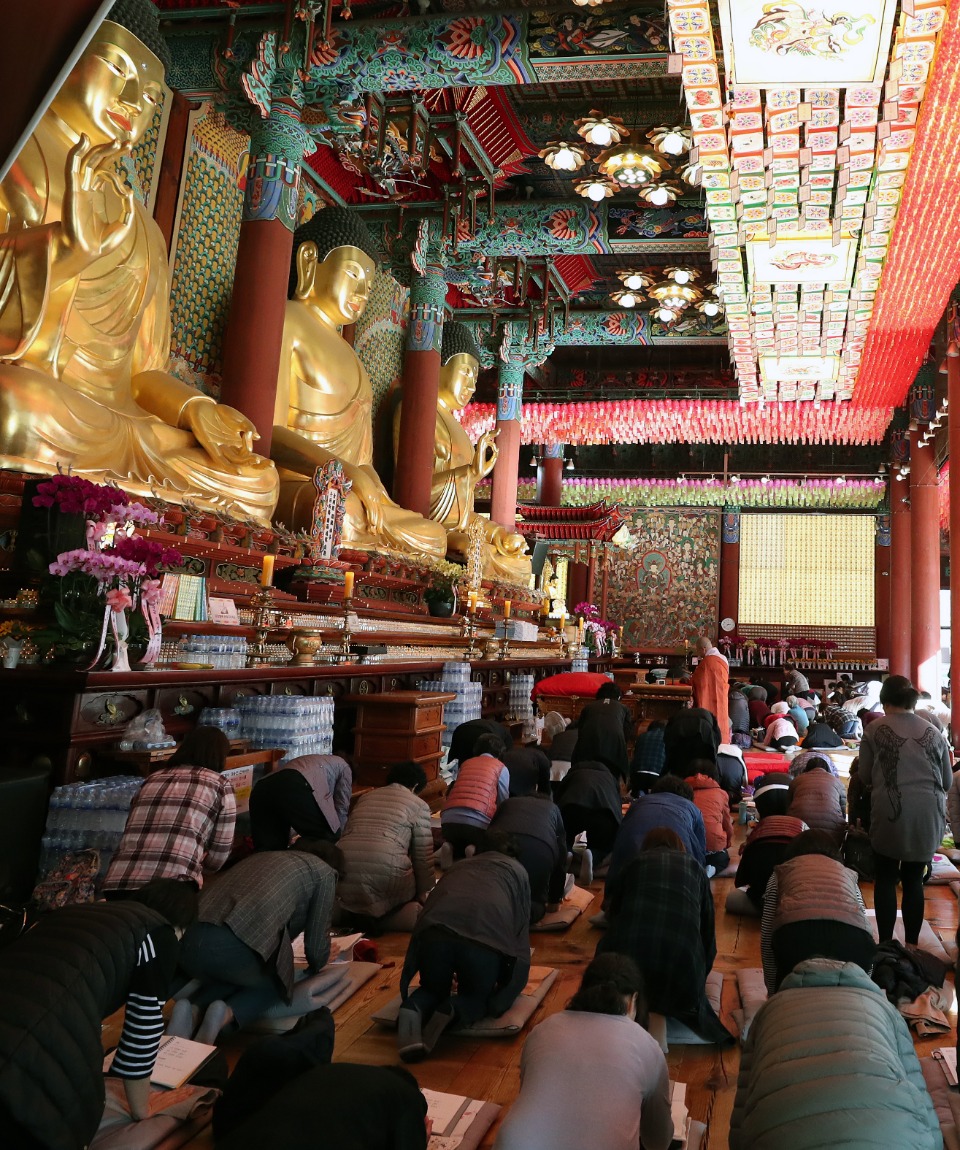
[440,353,480,410]
[296,243,375,324]
[50,21,164,148]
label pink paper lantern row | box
[457,399,892,447]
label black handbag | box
[842,824,875,881]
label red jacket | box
[445,755,503,822]
[688,774,733,852]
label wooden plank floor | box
[181,830,959,1149]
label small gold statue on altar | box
[394,322,531,582]
[0,0,278,523]
[272,209,447,559]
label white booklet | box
[934,1047,958,1087]
[104,1035,217,1089]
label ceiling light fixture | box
[647,125,693,157]
[655,306,679,324]
[538,141,588,171]
[565,457,575,471]
[574,110,629,148]
[664,266,700,286]
[610,290,639,308]
[649,281,702,312]
[638,180,685,207]
[573,174,618,202]
[618,270,654,292]
[595,144,664,187]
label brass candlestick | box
[462,609,481,662]
[247,587,280,666]
[498,622,511,661]
[339,593,353,663]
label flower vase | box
[3,642,22,669]
[110,609,131,673]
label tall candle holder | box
[338,592,354,663]
[462,604,481,661]
[247,587,281,666]
[553,624,568,659]
[498,626,511,661]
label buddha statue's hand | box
[350,468,385,533]
[62,135,134,265]
[183,399,272,471]
[471,429,499,480]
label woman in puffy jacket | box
[730,958,941,1150]
[786,757,847,845]
[677,760,733,873]
[336,761,435,932]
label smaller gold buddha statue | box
[271,209,447,559]
[395,322,530,581]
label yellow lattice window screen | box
[739,514,874,627]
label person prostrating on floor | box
[489,772,568,923]
[440,733,510,862]
[554,757,624,885]
[397,832,531,1062]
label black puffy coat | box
[0,901,167,1150]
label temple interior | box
[2,0,960,1147]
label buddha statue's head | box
[50,0,169,149]
[438,323,481,411]
[290,208,379,325]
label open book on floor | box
[104,1035,217,1090]
[421,1088,500,1150]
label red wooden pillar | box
[220,99,307,455]
[537,444,564,506]
[718,507,740,630]
[567,562,588,614]
[949,345,960,743]
[393,262,447,518]
[490,361,524,531]
[910,423,941,693]
[874,513,891,666]
[890,473,913,678]
[153,90,194,253]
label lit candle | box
[503,599,512,619]
[618,625,624,638]
[260,554,275,587]
[541,596,550,617]
[343,570,354,599]
[577,615,584,634]
[559,611,566,630]
[468,591,478,614]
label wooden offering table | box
[626,681,694,725]
[346,690,456,788]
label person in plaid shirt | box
[102,726,237,895]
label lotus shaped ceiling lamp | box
[649,280,702,310]
[676,158,703,186]
[697,291,724,318]
[595,144,664,187]
[647,125,693,156]
[538,141,588,171]
[664,265,701,286]
[654,305,682,324]
[573,174,618,201]
[610,289,642,308]
[617,269,655,291]
[575,110,629,148]
[638,180,685,207]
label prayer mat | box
[920,1057,960,1150]
[531,883,596,932]
[648,971,725,1050]
[90,1081,216,1150]
[729,968,767,1041]
[250,961,382,1033]
[865,910,952,965]
[927,853,960,885]
[372,966,559,1037]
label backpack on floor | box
[31,848,101,913]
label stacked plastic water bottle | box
[198,706,243,737]
[177,635,249,669]
[39,776,144,878]
[509,674,535,722]
[571,656,590,673]
[237,695,335,763]
[419,662,483,755]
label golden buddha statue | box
[0,1,277,523]
[394,322,530,581]
[271,209,447,558]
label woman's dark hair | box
[128,879,198,930]
[879,674,920,711]
[781,828,842,863]
[386,761,428,792]
[168,726,230,773]
[292,838,345,874]
[802,756,832,774]
[642,827,686,852]
[650,774,694,802]
[595,682,622,701]
[473,733,507,758]
[676,758,718,782]
[569,953,647,1024]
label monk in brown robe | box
[691,637,730,742]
